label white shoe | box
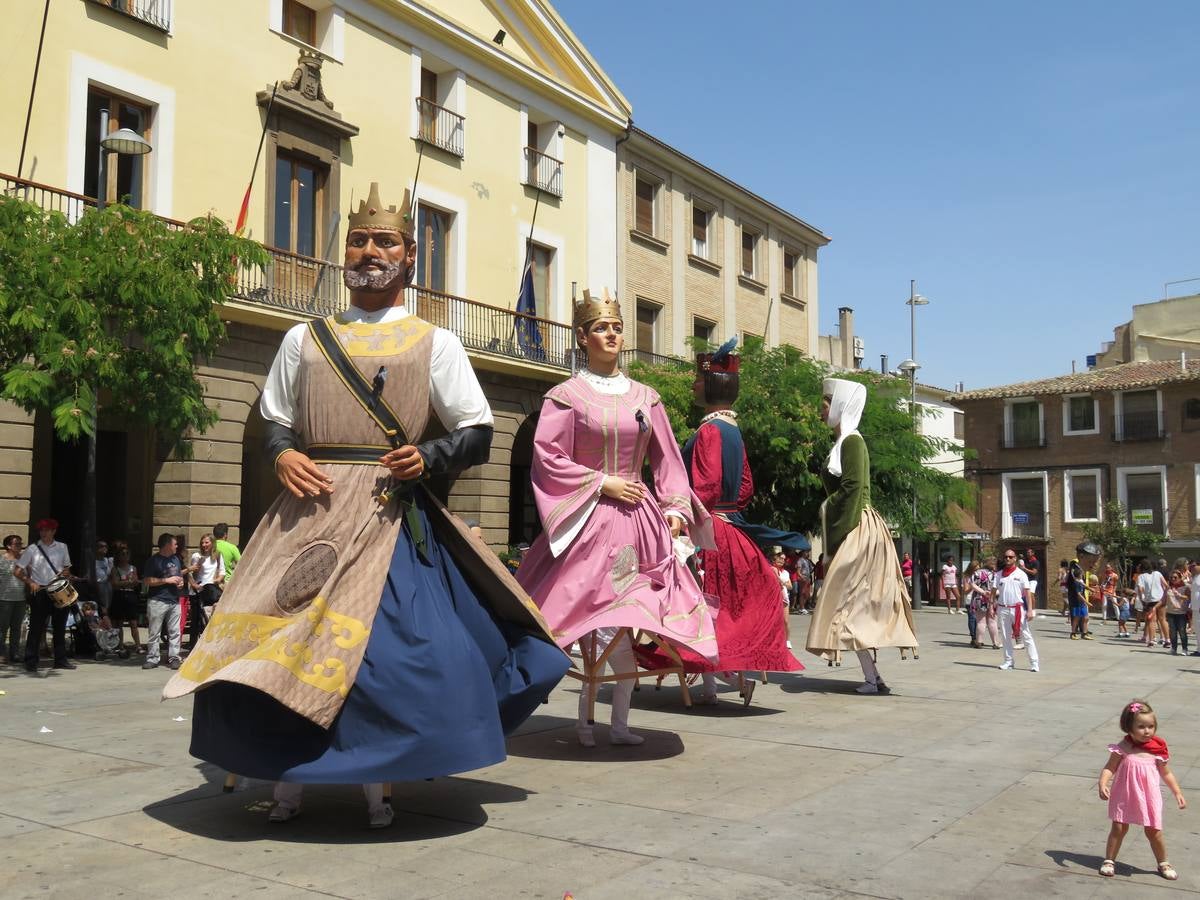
[1014,643,1025,650]
[610,730,645,746]
[1030,665,1040,673]
[697,691,719,706]
[576,727,596,748]
[268,802,300,823]
[998,662,1013,671]
[856,682,879,694]
[786,640,793,649]
[368,803,394,829]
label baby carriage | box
[78,600,131,660]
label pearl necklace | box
[579,367,629,393]
[701,409,738,426]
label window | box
[1118,466,1168,536]
[282,0,316,45]
[635,301,659,354]
[524,120,563,197]
[693,317,716,347]
[415,204,451,292]
[272,152,325,256]
[1001,472,1048,538]
[634,175,657,236]
[1116,389,1162,441]
[740,226,759,278]
[1003,399,1044,448]
[528,242,553,318]
[415,66,464,157]
[953,411,965,441]
[1062,394,1098,435]
[84,89,152,208]
[783,249,802,298]
[691,203,711,258]
[1064,469,1102,522]
[86,0,172,32]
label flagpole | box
[235,81,279,235]
[17,0,51,181]
[511,183,543,348]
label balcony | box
[524,147,564,198]
[620,349,688,369]
[416,98,465,158]
[86,0,172,32]
[1,172,578,371]
[1113,412,1165,442]
[999,427,1047,449]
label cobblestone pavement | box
[2,608,1199,899]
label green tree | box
[628,341,972,537]
[1081,499,1165,587]
[0,195,267,571]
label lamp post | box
[83,111,153,580]
[900,280,929,608]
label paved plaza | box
[2,608,1199,899]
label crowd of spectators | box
[0,517,241,673]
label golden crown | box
[347,182,412,234]
[573,288,622,330]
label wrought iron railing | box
[621,349,688,369]
[87,0,172,32]
[416,98,465,158]
[524,147,563,197]
[0,172,582,371]
[999,426,1046,449]
[1113,412,1165,442]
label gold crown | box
[347,182,412,234]
[573,288,622,330]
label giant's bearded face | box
[343,227,415,291]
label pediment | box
[411,0,631,123]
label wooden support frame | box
[567,627,691,727]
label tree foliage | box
[1081,499,1165,587]
[629,341,973,537]
[0,196,268,453]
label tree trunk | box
[82,425,96,592]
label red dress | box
[640,419,803,673]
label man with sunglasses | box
[995,548,1039,672]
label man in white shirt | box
[995,547,1039,672]
[16,517,74,672]
[1189,560,1200,657]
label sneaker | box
[998,662,1013,671]
[1014,643,1025,650]
[610,731,645,746]
[1030,665,1040,673]
[142,661,159,670]
[856,682,879,694]
[167,657,182,670]
[697,691,719,706]
[576,727,596,749]
[1070,634,1080,640]
[1083,634,1094,641]
[52,660,77,670]
[875,680,892,695]
[786,640,793,650]
[367,803,394,829]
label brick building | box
[951,358,1200,605]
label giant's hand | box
[379,445,425,482]
[275,450,334,498]
[602,475,646,506]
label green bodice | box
[820,433,870,560]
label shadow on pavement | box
[504,714,686,762]
[142,770,531,843]
[1044,849,1155,877]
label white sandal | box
[1159,861,1178,881]
[1098,859,1115,877]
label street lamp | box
[84,113,153,583]
[902,279,929,608]
[95,110,152,211]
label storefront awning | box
[926,503,990,541]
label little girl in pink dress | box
[1098,699,1187,880]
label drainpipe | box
[614,119,633,323]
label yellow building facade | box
[1,0,629,552]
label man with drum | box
[16,517,75,673]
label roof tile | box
[950,359,1200,401]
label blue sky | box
[558,1,1200,391]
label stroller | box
[77,600,131,660]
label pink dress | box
[1107,738,1166,828]
[516,376,718,660]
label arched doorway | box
[508,412,541,546]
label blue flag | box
[515,260,546,360]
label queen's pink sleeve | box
[648,401,715,548]
[531,395,602,553]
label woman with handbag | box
[187,534,225,646]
